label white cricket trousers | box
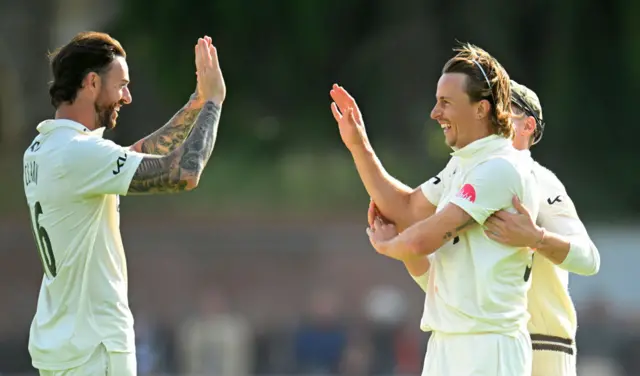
[38,344,136,376]
[422,329,532,376]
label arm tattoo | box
[442,218,476,240]
[455,218,476,232]
[128,101,221,194]
[137,93,203,155]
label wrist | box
[191,91,204,103]
[203,97,224,108]
[530,226,546,249]
[348,139,374,156]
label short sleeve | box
[63,136,144,197]
[420,159,457,206]
[449,158,521,225]
[420,174,445,206]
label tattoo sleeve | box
[127,101,221,194]
[133,93,204,155]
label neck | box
[55,102,98,130]
[513,138,529,151]
[456,121,494,149]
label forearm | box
[384,219,447,258]
[128,101,221,194]
[532,230,570,265]
[535,231,600,276]
[350,144,413,226]
[131,93,205,155]
[377,204,474,260]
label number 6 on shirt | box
[29,201,57,278]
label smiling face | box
[93,56,131,129]
[430,73,490,149]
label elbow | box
[561,240,601,276]
[183,175,201,191]
[574,262,599,277]
[584,249,601,276]
[587,264,600,276]
[580,240,602,277]
[177,160,206,191]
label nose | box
[122,87,132,104]
[430,104,440,121]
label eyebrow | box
[436,96,452,101]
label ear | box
[475,99,491,119]
[82,72,101,90]
[524,116,536,137]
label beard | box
[94,100,119,130]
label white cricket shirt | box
[23,119,143,370]
[417,135,540,335]
[527,161,596,350]
[418,155,596,347]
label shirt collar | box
[519,149,532,159]
[36,119,105,138]
[450,134,512,159]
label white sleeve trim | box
[559,237,600,276]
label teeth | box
[441,124,451,129]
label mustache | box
[108,100,126,110]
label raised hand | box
[330,84,369,150]
[195,37,226,106]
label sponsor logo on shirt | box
[547,195,562,205]
[112,153,128,175]
[456,184,476,203]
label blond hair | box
[442,43,513,139]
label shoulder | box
[443,157,459,171]
[472,155,522,179]
[533,162,576,214]
[533,162,567,194]
[64,135,123,159]
[60,135,130,177]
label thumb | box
[512,195,529,215]
[368,199,376,227]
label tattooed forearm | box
[456,218,476,232]
[134,93,204,155]
[442,218,476,241]
[178,100,220,171]
[127,101,221,195]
